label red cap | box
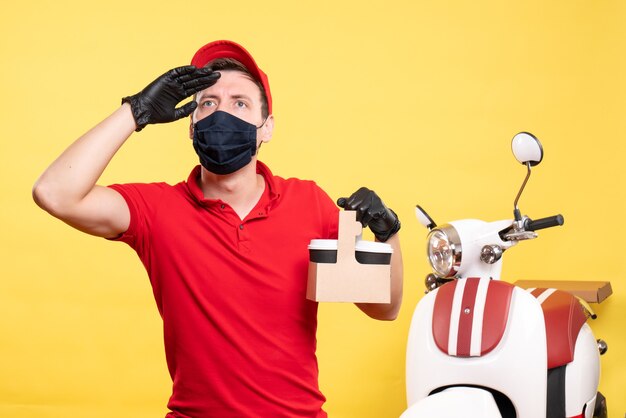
[190,40,272,114]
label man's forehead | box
[213,69,258,85]
[198,71,261,97]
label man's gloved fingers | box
[351,186,370,200]
[182,73,221,89]
[337,187,372,210]
[337,197,359,210]
[173,101,198,120]
[169,65,199,79]
[337,197,370,226]
[182,78,221,96]
[349,194,367,211]
[176,66,211,79]
[337,187,400,240]
[359,208,374,227]
[179,71,220,87]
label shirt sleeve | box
[312,183,340,240]
[107,182,167,255]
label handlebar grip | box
[526,214,564,231]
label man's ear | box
[189,116,194,140]
[259,115,274,144]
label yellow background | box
[1,1,624,417]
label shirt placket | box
[237,207,269,254]
[237,221,251,253]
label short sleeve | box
[312,183,340,240]
[107,182,168,254]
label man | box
[33,40,403,417]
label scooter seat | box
[528,288,588,369]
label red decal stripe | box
[530,288,546,298]
[481,280,514,355]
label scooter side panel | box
[565,324,600,418]
[529,288,588,368]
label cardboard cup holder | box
[306,211,392,303]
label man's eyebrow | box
[197,92,218,100]
[231,94,253,101]
[197,93,253,101]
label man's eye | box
[235,101,247,108]
[201,100,215,107]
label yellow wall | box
[1,1,624,417]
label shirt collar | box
[185,161,281,208]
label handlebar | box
[526,214,564,231]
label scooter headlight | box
[426,225,461,277]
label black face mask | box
[192,111,262,175]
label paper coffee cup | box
[308,239,393,265]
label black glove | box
[122,65,220,131]
[337,187,401,242]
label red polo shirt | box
[109,162,339,417]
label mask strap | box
[256,116,269,129]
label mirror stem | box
[513,162,532,221]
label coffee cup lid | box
[308,239,392,254]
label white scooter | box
[401,132,609,418]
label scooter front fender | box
[400,387,502,418]
[405,282,547,417]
